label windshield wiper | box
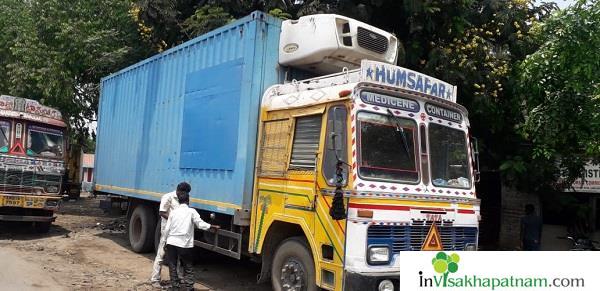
[386,109,410,156]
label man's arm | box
[163,215,173,240]
[158,193,171,219]
[519,217,525,249]
[537,217,543,242]
[191,211,217,231]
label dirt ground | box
[0,194,270,291]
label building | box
[81,153,94,192]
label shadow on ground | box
[0,221,70,240]
[95,230,271,291]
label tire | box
[128,205,157,253]
[34,221,51,233]
[271,237,317,291]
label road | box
[0,194,270,290]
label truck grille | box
[357,27,389,54]
[367,224,478,252]
[0,169,61,194]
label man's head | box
[176,182,191,204]
[525,204,535,215]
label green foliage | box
[182,5,234,38]
[269,8,292,20]
[0,0,151,144]
[519,0,600,185]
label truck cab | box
[0,95,67,232]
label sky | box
[536,0,577,9]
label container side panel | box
[180,59,243,170]
[96,13,283,213]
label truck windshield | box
[0,121,10,153]
[27,125,64,158]
[429,123,471,188]
[358,112,418,183]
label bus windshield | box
[358,112,418,183]
[429,123,471,188]
[27,125,64,158]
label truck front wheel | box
[128,204,156,253]
[271,237,317,291]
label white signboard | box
[360,60,457,103]
[569,162,600,193]
[400,251,598,290]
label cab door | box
[284,113,324,232]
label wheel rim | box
[280,258,305,291]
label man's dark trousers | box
[165,244,194,290]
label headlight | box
[378,280,394,291]
[46,185,59,193]
[465,243,477,251]
[367,245,390,265]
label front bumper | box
[344,271,399,291]
[0,214,56,222]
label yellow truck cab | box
[251,60,479,291]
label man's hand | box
[211,225,220,231]
[159,211,168,220]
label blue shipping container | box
[95,12,283,215]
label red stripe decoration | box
[458,209,476,214]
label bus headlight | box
[367,245,390,265]
[45,185,59,193]
[465,243,477,251]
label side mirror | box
[471,137,481,183]
[327,107,344,152]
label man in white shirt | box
[150,183,183,285]
[164,189,219,290]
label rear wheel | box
[271,237,317,291]
[128,205,156,253]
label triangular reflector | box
[421,222,444,251]
[9,142,25,155]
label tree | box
[518,0,600,186]
[0,0,151,146]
